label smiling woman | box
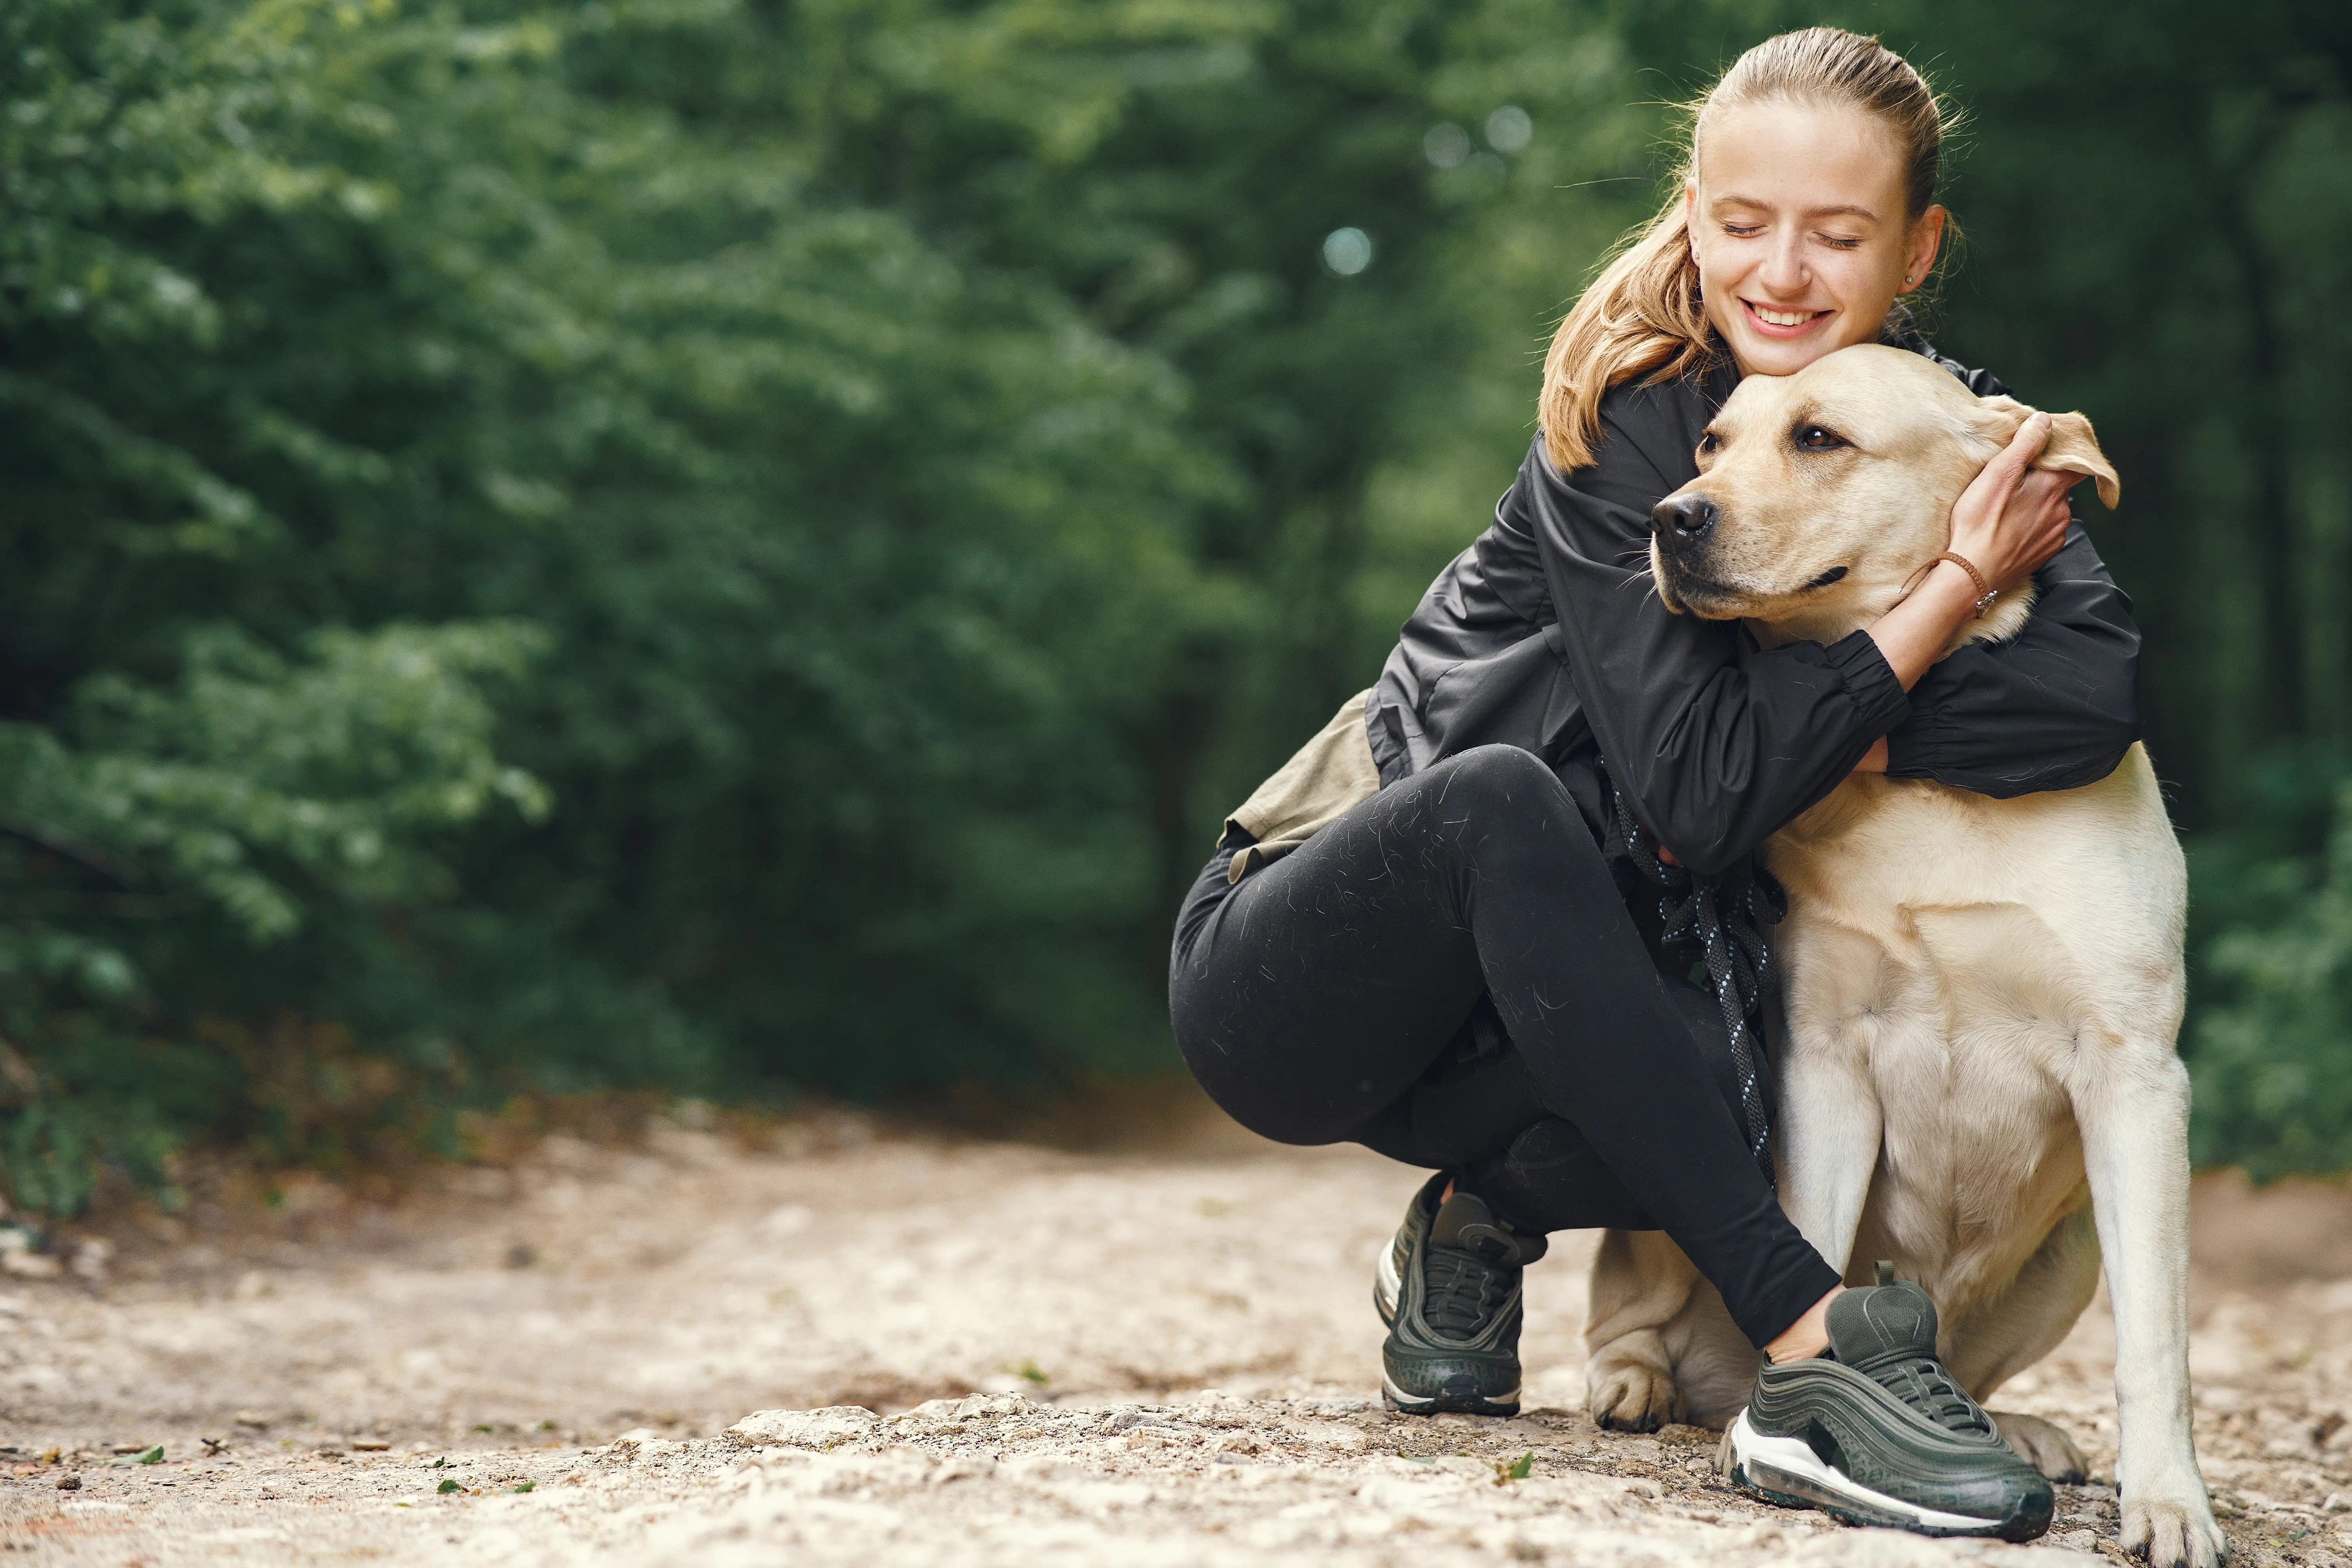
[1170,22,2168,1563]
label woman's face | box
[1685,100,1944,379]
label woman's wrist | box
[1942,536,2008,593]
[1866,559,1980,691]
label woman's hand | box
[1864,412,2076,693]
[1947,412,2074,592]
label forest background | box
[5,0,2350,1216]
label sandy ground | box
[6,1098,2352,1567]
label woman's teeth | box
[1750,304,1823,327]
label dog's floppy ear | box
[2040,411,2120,510]
[1970,394,2122,510]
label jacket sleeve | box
[1882,522,2141,795]
[1526,428,1913,877]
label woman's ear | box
[1900,205,1946,294]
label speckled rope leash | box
[1600,767,1786,1189]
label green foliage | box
[4,0,1624,1208]
[4,0,2351,1205]
[2191,782,2352,1178]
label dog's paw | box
[1989,1410,2088,1482]
[2120,1494,2227,1568]
[1586,1360,1684,1433]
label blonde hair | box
[1539,27,1958,470]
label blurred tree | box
[8,0,2352,1205]
[0,0,1661,1208]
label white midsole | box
[1728,1410,1996,1533]
[1375,1245,1401,1321]
[1381,1372,1520,1409]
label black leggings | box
[1167,744,1838,1347]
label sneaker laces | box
[1852,1351,1996,1439]
[1421,1245,1510,1338]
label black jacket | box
[1367,333,2142,882]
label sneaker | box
[1374,1172,1547,1416]
[1725,1277,2054,1542]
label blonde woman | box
[1169,28,2138,1545]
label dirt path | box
[6,1104,2352,1566]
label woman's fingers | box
[1953,413,2053,528]
[1990,411,2053,491]
[1950,412,2086,590]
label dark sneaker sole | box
[1725,1411,2035,1541]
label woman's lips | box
[1741,298,1831,338]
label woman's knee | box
[1425,746,1584,843]
[1432,745,1567,806]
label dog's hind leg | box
[1992,1411,2091,1485]
[1584,1228,1697,1431]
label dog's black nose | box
[1652,494,1718,544]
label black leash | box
[1599,765,1786,1189]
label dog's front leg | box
[1771,1015,1881,1279]
[2076,1045,2224,1568]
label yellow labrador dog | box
[1582,344,2222,1568]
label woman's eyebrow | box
[1706,194,1882,224]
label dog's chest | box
[1761,751,2182,1273]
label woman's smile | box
[1742,300,1833,337]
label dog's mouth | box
[1654,562,1751,619]
[1657,561,1851,619]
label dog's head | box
[1647,344,2119,647]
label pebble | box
[1098,1408,1173,1436]
[724,1407,878,1449]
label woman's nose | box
[1757,231,1808,295]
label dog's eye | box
[1794,424,1847,451]
[1697,431,1720,456]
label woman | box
[1167,27,2136,1542]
